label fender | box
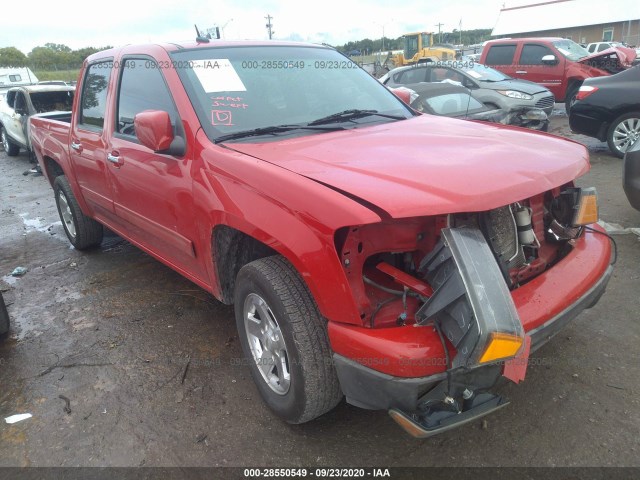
[193,129,382,325]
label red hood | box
[226,116,590,218]
[579,46,637,67]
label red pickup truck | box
[480,37,636,112]
[30,40,613,437]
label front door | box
[106,57,204,281]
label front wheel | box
[234,256,343,424]
[564,83,580,115]
[54,175,103,249]
[1,126,20,156]
[607,112,640,159]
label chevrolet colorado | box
[29,40,613,437]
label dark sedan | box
[569,65,640,158]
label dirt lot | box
[1,113,639,468]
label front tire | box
[54,176,103,249]
[1,126,20,156]
[235,256,343,424]
[564,83,580,115]
[607,112,640,159]
[0,292,9,339]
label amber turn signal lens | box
[479,332,523,364]
[573,188,598,226]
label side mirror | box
[391,88,412,105]
[541,54,558,65]
[134,110,185,156]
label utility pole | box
[435,22,444,44]
[265,15,274,40]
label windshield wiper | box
[214,124,344,144]
[307,109,406,126]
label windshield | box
[170,45,412,142]
[460,63,511,81]
[553,40,590,61]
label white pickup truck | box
[0,85,74,157]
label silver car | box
[379,62,555,116]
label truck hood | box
[227,115,590,218]
[578,47,637,69]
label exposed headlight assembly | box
[416,227,524,368]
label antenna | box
[195,24,210,43]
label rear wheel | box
[54,176,103,249]
[1,126,20,156]
[607,112,640,158]
[234,255,342,424]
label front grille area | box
[535,95,555,109]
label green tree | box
[0,47,28,67]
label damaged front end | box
[332,185,603,437]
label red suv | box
[480,37,636,112]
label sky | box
[2,0,515,53]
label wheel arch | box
[210,219,362,326]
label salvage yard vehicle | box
[0,85,75,156]
[30,40,613,437]
[569,65,640,158]
[380,61,554,128]
[394,32,456,66]
[481,37,636,113]
[392,83,549,130]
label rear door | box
[483,43,518,78]
[516,43,565,99]
[70,61,116,218]
[106,57,204,280]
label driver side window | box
[116,58,177,139]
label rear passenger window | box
[520,44,553,65]
[396,67,428,84]
[80,61,113,130]
[116,58,177,138]
[484,45,517,65]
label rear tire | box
[1,126,20,156]
[607,112,640,159]
[234,255,343,424]
[54,176,103,249]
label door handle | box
[516,70,527,74]
[107,153,123,166]
[70,141,82,152]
